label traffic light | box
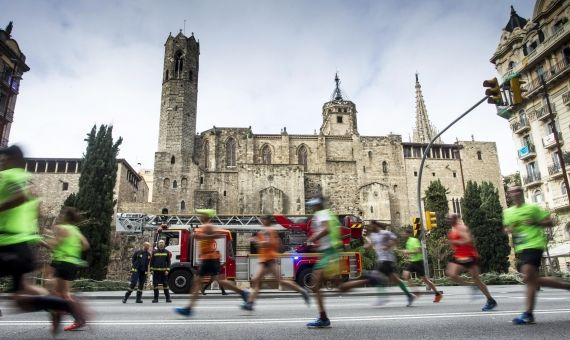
[483,77,503,105]
[425,211,437,231]
[412,217,421,237]
[510,76,527,105]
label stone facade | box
[139,31,506,227]
[491,1,570,269]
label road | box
[1,286,569,339]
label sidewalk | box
[0,285,532,300]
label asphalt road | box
[1,286,569,339]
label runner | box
[174,209,249,317]
[400,228,442,302]
[0,145,87,334]
[46,206,90,331]
[504,186,570,324]
[241,215,310,311]
[445,213,497,311]
[305,197,341,328]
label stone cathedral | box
[123,31,506,226]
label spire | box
[504,5,527,33]
[5,21,13,36]
[412,74,441,144]
[331,72,343,101]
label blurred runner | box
[505,186,570,324]
[241,215,310,311]
[174,209,249,317]
[305,197,341,328]
[123,242,151,303]
[446,213,497,311]
[46,207,90,331]
[0,145,87,335]
[400,228,442,303]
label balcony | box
[548,163,564,178]
[552,194,570,211]
[518,144,536,160]
[510,118,530,134]
[524,59,570,96]
[542,132,563,149]
[523,172,542,187]
[526,23,569,67]
[564,92,570,106]
[529,103,557,121]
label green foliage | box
[75,125,123,280]
[462,181,510,273]
[426,234,453,274]
[72,279,129,291]
[355,246,376,271]
[63,192,77,208]
[424,179,450,239]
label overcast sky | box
[2,0,536,175]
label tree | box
[75,125,122,280]
[503,172,521,207]
[462,181,510,273]
[423,179,451,273]
[63,193,77,208]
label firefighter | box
[123,241,151,303]
[151,239,172,303]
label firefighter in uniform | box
[151,239,172,303]
[122,242,151,303]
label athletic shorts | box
[452,257,478,269]
[261,259,277,269]
[376,261,396,276]
[51,261,79,281]
[0,242,36,292]
[406,261,425,277]
[199,259,221,277]
[314,248,339,271]
[517,249,543,271]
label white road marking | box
[2,308,570,326]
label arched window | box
[562,182,567,196]
[174,50,184,79]
[189,70,193,82]
[163,178,170,189]
[532,190,543,203]
[172,180,178,189]
[165,69,169,81]
[180,201,186,211]
[226,138,236,167]
[171,155,176,164]
[508,61,516,70]
[181,177,188,189]
[261,145,272,164]
[393,185,398,193]
[204,140,209,169]
[298,145,308,171]
[161,208,169,214]
[370,206,374,213]
[368,151,372,158]
[382,161,388,174]
[477,151,482,160]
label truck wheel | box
[296,267,315,290]
[168,269,192,294]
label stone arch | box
[171,155,176,164]
[226,137,236,167]
[261,144,272,164]
[298,144,308,171]
[163,178,170,189]
[203,140,209,169]
[382,161,388,174]
[181,177,188,189]
[172,180,178,188]
[174,50,184,78]
[259,186,288,214]
[180,200,186,211]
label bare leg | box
[446,262,469,285]
[468,266,493,300]
[187,275,202,309]
[248,266,268,304]
[338,279,369,292]
[421,276,439,293]
[312,269,325,314]
[265,265,305,294]
[537,276,570,290]
[521,264,539,313]
[217,278,245,295]
[402,271,416,293]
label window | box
[261,145,272,165]
[180,201,186,211]
[393,185,397,193]
[453,172,457,178]
[538,30,545,43]
[226,138,236,167]
[477,151,482,160]
[412,147,421,158]
[161,208,169,214]
[223,190,227,197]
[165,69,169,81]
[382,161,388,174]
[432,172,436,177]
[403,147,411,158]
[363,166,366,173]
[508,61,516,70]
[370,206,374,213]
[414,171,418,177]
[62,182,69,191]
[171,155,176,164]
[172,180,177,188]
[200,176,203,184]
[174,50,184,79]
[532,190,543,203]
[163,178,170,189]
[204,141,209,169]
[337,116,343,123]
[298,145,308,171]
[181,177,188,189]
[189,70,193,82]
[562,182,567,196]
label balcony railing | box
[526,23,568,66]
[564,92,570,106]
[510,118,530,134]
[518,144,536,160]
[552,194,570,210]
[542,132,563,148]
[525,59,570,94]
[529,103,557,121]
[548,163,562,176]
[523,172,541,186]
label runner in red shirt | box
[446,213,497,311]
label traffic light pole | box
[417,95,489,280]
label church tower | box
[412,74,441,143]
[153,31,199,208]
[320,73,358,135]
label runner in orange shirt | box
[241,215,310,311]
[174,209,249,317]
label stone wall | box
[30,172,80,217]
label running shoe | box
[301,288,311,307]
[174,307,193,317]
[241,289,250,303]
[122,297,127,303]
[406,294,415,307]
[433,293,443,303]
[512,312,535,325]
[481,298,497,311]
[64,321,85,331]
[306,318,331,328]
[240,302,254,311]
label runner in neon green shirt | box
[401,228,442,303]
[504,186,570,325]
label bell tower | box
[153,30,199,206]
[320,73,358,136]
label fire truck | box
[116,213,364,294]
